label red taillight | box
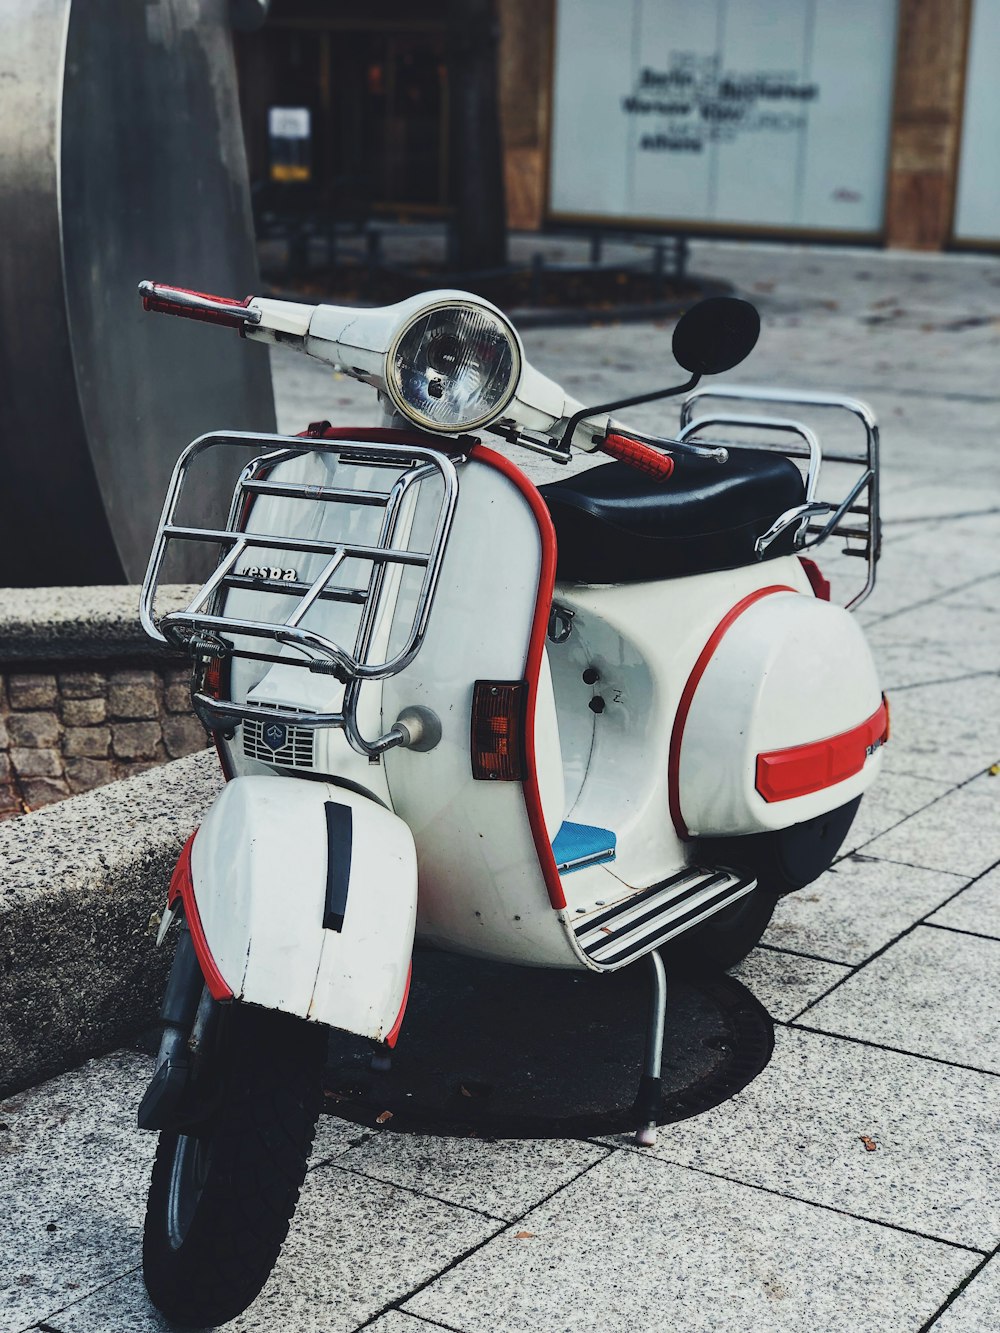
[755,698,890,802]
[471,681,527,780]
[799,556,831,601]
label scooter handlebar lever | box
[138,280,262,329]
[600,431,675,481]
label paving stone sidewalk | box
[2,240,998,1332]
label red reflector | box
[798,556,831,601]
[471,681,527,781]
[756,697,889,802]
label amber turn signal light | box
[202,655,228,700]
[471,680,527,780]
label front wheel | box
[143,1004,327,1328]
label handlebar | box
[138,281,261,329]
[137,280,724,482]
[599,431,675,480]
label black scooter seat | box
[539,449,806,583]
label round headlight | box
[386,301,521,432]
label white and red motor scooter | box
[135,280,886,1327]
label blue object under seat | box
[552,821,617,874]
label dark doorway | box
[238,19,449,221]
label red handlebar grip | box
[601,432,675,481]
[138,282,256,329]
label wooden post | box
[886,0,972,249]
[497,0,554,231]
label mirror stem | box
[560,372,701,451]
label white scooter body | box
[140,283,886,1043]
[152,463,884,1016]
[177,777,415,1041]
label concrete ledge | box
[0,751,222,1097]
[0,585,196,663]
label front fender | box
[185,776,416,1042]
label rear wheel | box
[675,797,863,973]
[142,1003,327,1328]
[665,887,781,973]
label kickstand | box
[633,949,667,1147]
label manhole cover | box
[322,949,773,1139]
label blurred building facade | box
[235,0,999,251]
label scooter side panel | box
[678,591,884,836]
[189,776,416,1038]
[546,557,815,896]
[382,458,580,969]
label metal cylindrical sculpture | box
[0,0,276,585]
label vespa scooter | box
[134,281,886,1326]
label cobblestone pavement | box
[2,241,998,1332]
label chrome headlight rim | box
[385,298,522,434]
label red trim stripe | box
[167,830,234,1001]
[384,961,412,1048]
[668,585,796,839]
[756,697,889,802]
[468,445,566,911]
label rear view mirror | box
[672,297,760,376]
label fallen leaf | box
[514,1231,536,1239]
[859,1135,877,1152]
[376,1110,393,1125]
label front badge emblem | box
[262,722,288,752]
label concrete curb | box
[0,585,196,664]
[0,750,222,1097]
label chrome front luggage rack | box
[680,387,880,609]
[140,432,459,755]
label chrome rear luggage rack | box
[140,431,460,755]
[680,387,880,609]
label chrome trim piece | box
[679,415,823,501]
[140,432,460,756]
[572,867,757,967]
[754,501,835,558]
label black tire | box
[142,1004,327,1328]
[673,796,863,973]
[664,887,781,974]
